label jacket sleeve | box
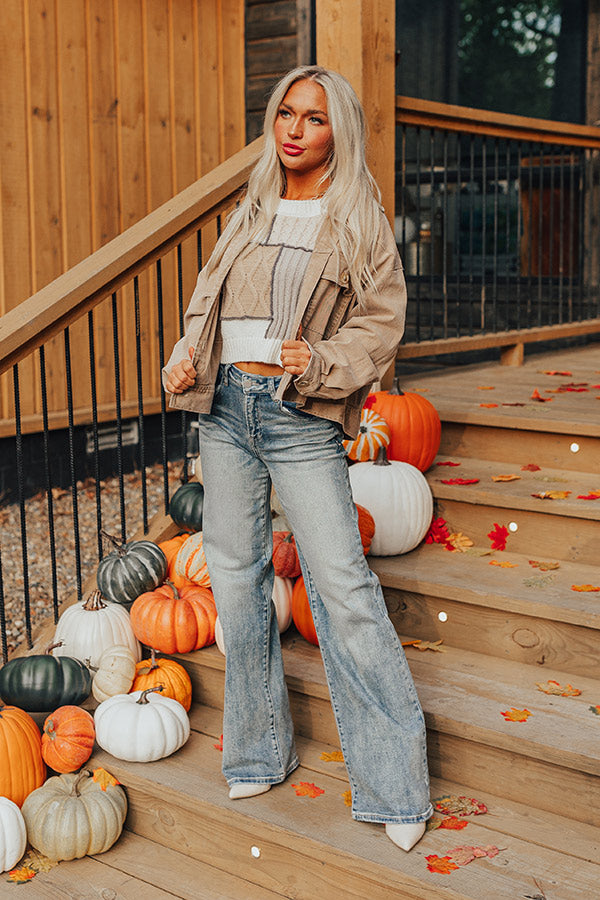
[161,266,212,392]
[293,212,406,400]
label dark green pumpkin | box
[168,481,204,532]
[0,642,92,711]
[97,532,167,606]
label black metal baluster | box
[0,546,7,663]
[481,138,487,331]
[557,148,565,323]
[156,258,170,515]
[64,328,82,601]
[12,364,32,647]
[415,127,422,341]
[442,130,449,338]
[568,152,575,321]
[505,142,511,329]
[526,143,534,325]
[537,145,544,326]
[579,150,587,319]
[548,147,556,324]
[468,134,475,335]
[429,128,435,340]
[455,137,462,335]
[39,346,59,622]
[133,276,148,533]
[87,310,103,559]
[516,142,523,329]
[492,138,499,331]
[111,292,126,541]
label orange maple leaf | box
[501,708,532,722]
[426,855,460,874]
[92,767,121,791]
[7,867,36,884]
[320,750,344,762]
[542,370,572,376]
[531,388,553,402]
[577,491,600,500]
[491,474,521,482]
[489,559,518,568]
[536,680,581,697]
[433,795,488,816]
[478,385,495,390]
[571,584,600,592]
[440,816,469,831]
[590,705,600,716]
[292,782,325,798]
[531,490,571,500]
[479,403,498,408]
[341,789,352,807]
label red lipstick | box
[282,143,304,155]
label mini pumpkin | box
[343,407,390,461]
[22,768,127,860]
[0,643,92,712]
[0,797,27,873]
[365,379,441,471]
[94,686,190,762]
[96,531,167,606]
[53,590,141,668]
[172,531,211,587]
[41,706,95,773]
[130,648,192,711]
[355,503,375,554]
[168,460,204,532]
[0,704,46,807]
[272,531,301,578]
[291,577,319,646]
[130,580,217,654]
[91,644,137,702]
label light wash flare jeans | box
[198,363,433,825]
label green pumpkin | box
[168,481,204,532]
[0,643,92,712]
[96,532,167,607]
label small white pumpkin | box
[215,575,293,655]
[348,447,433,555]
[94,687,190,762]
[21,769,127,861]
[53,590,141,668]
[0,797,26,873]
[91,644,137,702]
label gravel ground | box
[0,461,183,658]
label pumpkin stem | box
[100,529,127,556]
[137,685,164,704]
[71,769,91,797]
[374,446,391,467]
[82,589,107,612]
[84,658,99,673]
[164,580,180,599]
[359,425,367,433]
[46,641,64,655]
[389,377,405,397]
[150,647,159,670]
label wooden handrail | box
[0,137,264,376]
[396,95,600,148]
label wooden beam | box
[315,0,396,225]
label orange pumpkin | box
[41,706,95,773]
[291,577,319,646]
[0,705,46,806]
[366,379,441,472]
[130,580,217,654]
[131,648,192,711]
[272,532,301,578]
[343,407,390,461]
[158,534,189,575]
[355,504,375,554]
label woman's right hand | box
[165,347,197,394]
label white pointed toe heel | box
[385,821,426,851]
[229,783,272,800]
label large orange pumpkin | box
[41,706,95,773]
[291,578,319,646]
[366,379,441,472]
[130,581,217,654]
[158,534,192,590]
[0,705,46,806]
[130,648,192,711]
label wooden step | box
[172,633,600,827]
[369,543,600,678]
[83,702,600,900]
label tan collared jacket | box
[162,208,406,438]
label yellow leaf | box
[500,708,532,722]
[92,767,121,791]
[491,474,521,482]
[405,639,447,653]
[320,750,344,762]
[489,559,518,568]
[477,385,495,390]
[571,584,600,592]
[446,532,474,552]
[535,680,581,697]
[341,789,352,807]
[7,866,37,884]
[531,490,571,500]
[21,848,58,874]
[528,559,560,571]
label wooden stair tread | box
[87,717,600,900]
[426,454,600,520]
[369,542,600,629]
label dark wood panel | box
[246,35,297,77]
[246,0,296,40]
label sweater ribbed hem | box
[221,336,283,366]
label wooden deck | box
[11,342,600,899]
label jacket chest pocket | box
[303,258,354,341]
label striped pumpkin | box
[343,408,390,462]
[173,532,211,588]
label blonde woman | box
[163,66,432,851]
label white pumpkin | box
[0,797,26,873]
[91,644,137,702]
[53,590,141,668]
[348,449,433,556]
[94,687,190,762]
[215,575,293,655]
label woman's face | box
[274,79,333,184]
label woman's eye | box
[310,116,324,125]
[278,109,290,118]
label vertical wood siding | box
[0,0,245,428]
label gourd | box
[21,769,127,860]
[342,407,390,461]
[0,705,46,807]
[41,706,95,773]
[168,459,204,532]
[291,577,319,646]
[53,590,141,668]
[172,531,211,587]
[130,648,192,712]
[366,379,441,471]
[355,503,375,554]
[0,643,92,712]
[0,798,27,873]
[91,644,137,702]
[96,531,167,606]
[215,575,293,655]
[94,686,190,762]
[272,532,301,578]
[129,580,217,654]
[348,447,433,555]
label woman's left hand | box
[280,339,311,376]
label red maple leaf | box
[521,463,541,471]
[479,403,498,408]
[488,523,509,551]
[436,461,461,466]
[531,388,553,402]
[214,734,223,752]
[425,516,451,545]
[363,395,376,410]
[441,478,480,485]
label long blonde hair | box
[206,66,384,305]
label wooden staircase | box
[24,345,600,899]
